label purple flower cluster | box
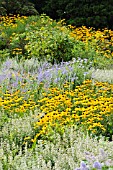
[75,161,102,170]
[36,60,77,86]
[93,161,102,169]
[75,161,89,170]
[0,57,90,90]
[75,147,113,170]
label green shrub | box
[0,49,10,63]
[71,40,97,61]
[9,15,98,64]
[0,15,28,51]
[23,15,75,63]
[1,14,112,68]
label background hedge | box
[0,0,113,30]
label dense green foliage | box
[0,0,113,30]
[0,0,38,15]
[30,0,113,30]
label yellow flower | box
[24,136,31,140]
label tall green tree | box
[30,0,113,30]
[0,0,38,15]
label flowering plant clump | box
[0,57,89,142]
[89,68,113,84]
[0,15,28,57]
[27,79,113,143]
[75,161,103,170]
[0,14,113,170]
[0,61,113,142]
[70,26,113,60]
[1,125,113,170]
[1,15,113,68]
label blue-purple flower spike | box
[93,161,102,169]
[80,161,89,170]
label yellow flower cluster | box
[0,87,36,117]
[1,15,113,60]
[1,80,113,142]
[0,15,27,27]
[32,80,113,141]
[0,15,28,56]
[69,26,113,59]
[11,47,23,55]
